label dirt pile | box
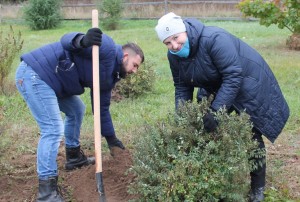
[0,148,137,202]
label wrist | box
[73,35,84,48]
[79,37,85,48]
[104,135,117,144]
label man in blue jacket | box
[15,28,144,201]
[155,12,289,202]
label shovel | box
[92,9,106,202]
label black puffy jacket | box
[168,18,289,143]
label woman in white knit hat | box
[155,12,290,202]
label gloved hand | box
[203,112,218,132]
[105,135,125,150]
[80,28,102,48]
[105,135,125,157]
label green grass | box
[1,19,299,200]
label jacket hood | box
[183,18,204,58]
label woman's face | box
[163,32,187,52]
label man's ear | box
[123,52,129,60]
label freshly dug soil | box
[0,147,137,202]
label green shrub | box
[0,26,23,94]
[238,0,300,50]
[129,98,264,201]
[97,0,124,30]
[23,0,62,30]
[114,59,156,98]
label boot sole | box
[65,159,95,171]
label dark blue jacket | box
[168,18,289,143]
[21,32,123,136]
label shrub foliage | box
[23,0,62,30]
[238,0,300,50]
[129,98,263,201]
[97,0,124,30]
[238,0,299,34]
[0,26,23,94]
[114,59,156,98]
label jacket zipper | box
[191,63,195,83]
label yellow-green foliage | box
[0,26,23,94]
[238,0,300,34]
[238,0,300,50]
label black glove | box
[203,112,218,133]
[80,28,102,48]
[105,135,125,150]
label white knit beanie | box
[155,12,186,42]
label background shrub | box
[238,0,300,50]
[0,26,23,94]
[114,58,156,98]
[97,0,124,30]
[129,98,263,201]
[23,0,62,30]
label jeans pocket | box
[15,63,43,101]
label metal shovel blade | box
[96,172,106,202]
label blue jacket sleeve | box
[90,89,115,136]
[207,33,243,111]
[60,32,84,50]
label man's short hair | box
[122,42,145,63]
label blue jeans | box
[15,61,86,180]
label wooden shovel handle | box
[92,9,102,173]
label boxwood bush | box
[129,98,264,201]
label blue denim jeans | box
[15,61,86,180]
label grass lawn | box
[0,19,299,200]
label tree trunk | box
[286,33,300,50]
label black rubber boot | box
[249,186,265,202]
[65,146,95,171]
[249,130,266,202]
[37,177,64,202]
